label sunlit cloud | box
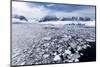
[12,1,51,22]
[12,1,95,21]
[46,4,55,7]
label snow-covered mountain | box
[12,1,95,27]
[12,14,95,27]
[12,14,28,23]
[39,15,92,22]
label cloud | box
[12,1,50,21]
[53,7,95,20]
[12,1,95,22]
[73,7,95,14]
[46,4,55,7]
[72,7,95,19]
[12,1,29,10]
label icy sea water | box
[79,42,96,62]
[12,23,96,66]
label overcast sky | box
[12,1,95,20]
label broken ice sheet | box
[12,33,92,65]
[53,55,61,61]
[65,50,71,55]
[68,42,77,49]
[82,45,88,49]
[42,37,51,41]
[43,54,49,58]
[77,46,82,51]
[74,59,79,62]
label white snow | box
[39,21,95,27]
[12,17,95,27]
[85,21,95,27]
[12,18,28,23]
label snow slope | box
[40,21,95,27]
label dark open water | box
[79,42,96,62]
